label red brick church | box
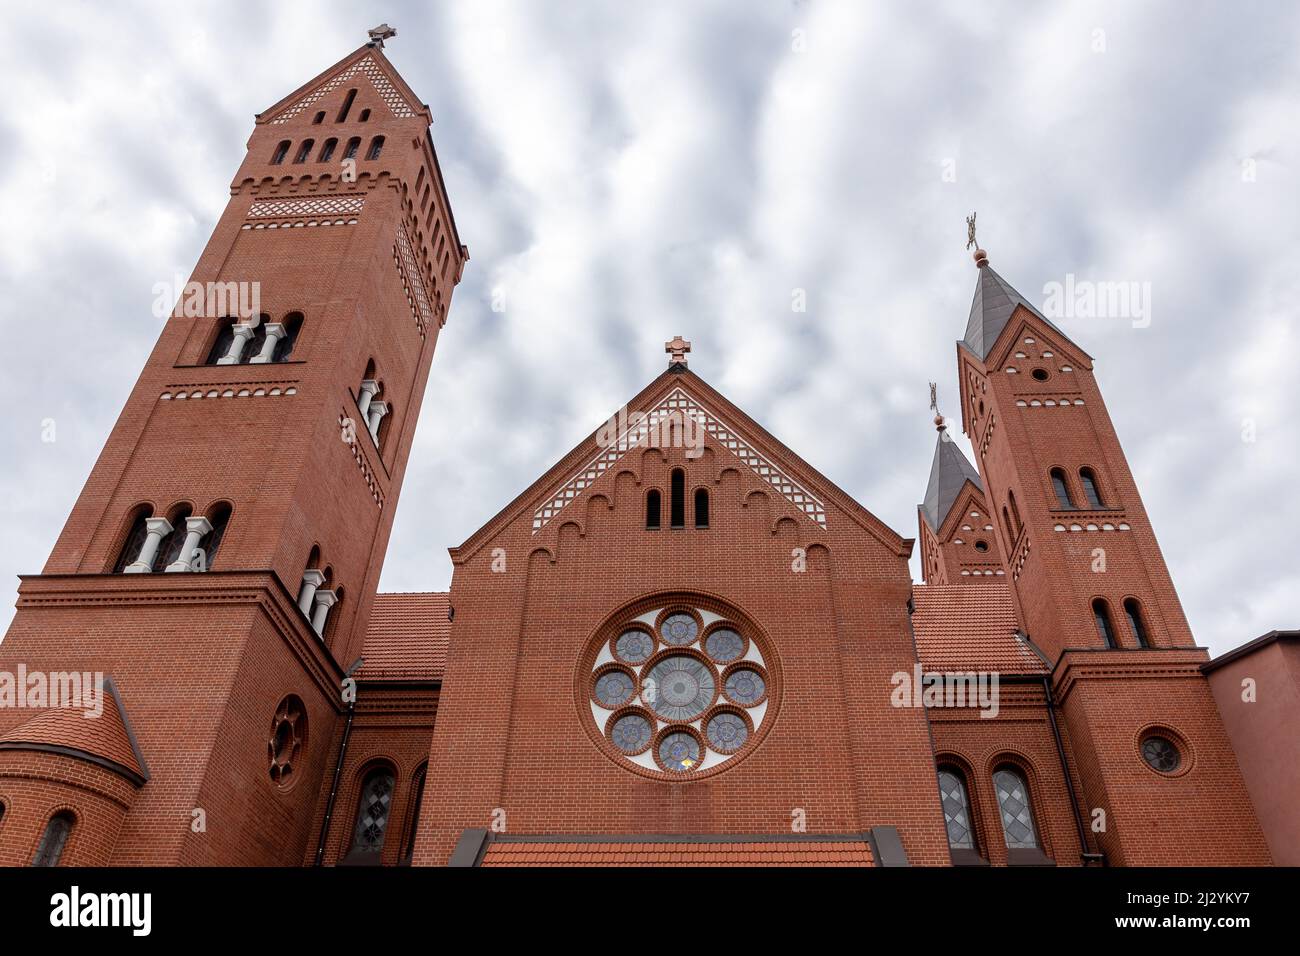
[0,34,1290,868]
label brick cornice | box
[1051,647,1211,703]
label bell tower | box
[0,30,468,865]
[953,234,1268,865]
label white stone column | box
[124,517,173,573]
[249,323,286,364]
[217,323,257,365]
[356,379,380,418]
[367,400,389,441]
[165,516,213,572]
[310,589,338,636]
[297,569,326,615]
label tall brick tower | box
[954,242,1268,865]
[0,29,467,865]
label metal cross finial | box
[368,23,398,47]
[665,335,692,367]
[966,212,978,251]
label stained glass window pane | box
[610,713,653,753]
[32,814,73,867]
[993,769,1038,849]
[1141,736,1180,773]
[705,628,744,663]
[350,770,396,856]
[938,769,975,850]
[660,613,698,646]
[645,656,714,721]
[724,668,766,706]
[594,669,635,708]
[615,629,654,664]
[706,712,748,753]
[658,731,700,772]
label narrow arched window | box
[154,506,193,571]
[343,136,361,160]
[336,88,357,123]
[1001,506,1014,549]
[270,140,291,165]
[401,764,427,865]
[358,108,371,123]
[293,139,314,164]
[1050,468,1075,509]
[1124,598,1150,648]
[645,490,661,530]
[1093,598,1117,649]
[113,507,152,573]
[312,111,325,125]
[32,812,75,866]
[196,504,232,570]
[345,767,396,864]
[1008,491,1022,536]
[992,768,1039,850]
[694,488,709,528]
[318,138,338,162]
[938,766,977,852]
[366,136,385,160]
[670,469,685,528]
[274,312,304,361]
[206,318,237,364]
[1079,468,1104,508]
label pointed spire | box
[921,424,983,531]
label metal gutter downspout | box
[314,657,364,867]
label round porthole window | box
[1140,734,1181,774]
[582,598,779,778]
[1031,368,1050,382]
[268,695,307,788]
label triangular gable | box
[259,45,425,126]
[453,368,911,561]
[533,386,826,533]
[978,310,1093,374]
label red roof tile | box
[479,838,874,867]
[358,592,450,681]
[0,678,148,782]
[911,583,1047,674]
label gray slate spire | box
[921,429,983,531]
[961,257,1071,359]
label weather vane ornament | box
[966,212,977,251]
[929,382,947,434]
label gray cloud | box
[1,1,1297,657]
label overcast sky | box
[2,1,1297,657]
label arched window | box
[1093,598,1117,649]
[1079,468,1105,508]
[694,488,709,529]
[359,108,371,123]
[937,766,977,852]
[646,490,661,530]
[0,799,6,825]
[344,766,396,864]
[318,138,338,162]
[1008,491,1023,536]
[197,504,232,570]
[113,507,152,573]
[32,812,75,867]
[273,312,304,361]
[206,318,237,364]
[312,111,325,125]
[670,469,685,528]
[207,315,271,365]
[293,139,314,164]
[366,136,385,160]
[154,505,193,572]
[401,764,427,865]
[1049,468,1075,509]
[992,768,1039,850]
[1124,598,1151,648]
[343,137,361,160]
[336,88,357,123]
[270,140,291,165]
[1001,506,1014,549]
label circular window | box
[974,540,989,553]
[1141,735,1181,774]
[1031,368,1049,382]
[268,695,307,787]
[582,596,779,777]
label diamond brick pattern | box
[393,221,432,338]
[532,387,827,532]
[247,195,365,220]
[270,55,417,124]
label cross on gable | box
[665,336,691,366]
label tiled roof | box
[357,592,450,681]
[912,583,1047,674]
[920,430,983,531]
[0,678,148,783]
[479,838,874,867]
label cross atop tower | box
[367,23,397,47]
[665,335,691,367]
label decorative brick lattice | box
[339,412,384,509]
[270,56,417,124]
[393,222,432,338]
[247,196,365,220]
[533,387,827,532]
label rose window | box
[583,600,776,776]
